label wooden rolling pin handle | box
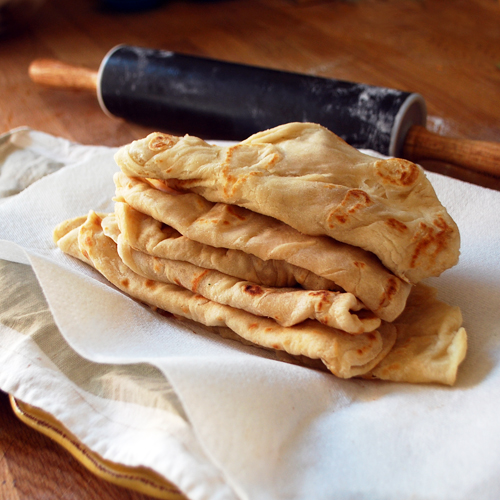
[28,58,98,92]
[403,125,500,178]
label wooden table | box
[0,0,499,498]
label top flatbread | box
[115,122,460,283]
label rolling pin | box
[29,44,500,177]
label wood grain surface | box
[0,0,500,498]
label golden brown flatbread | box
[53,215,91,264]
[112,227,381,334]
[102,211,378,333]
[105,202,339,291]
[53,212,467,385]
[365,284,467,385]
[114,122,460,283]
[114,172,411,322]
[63,211,396,379]
[52,122,467,385]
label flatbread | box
[114,172,411,322]
[365,284,467,385]
[53,211,467,385]
[106,202,338,290]
[110,225,381,333]
[53,215,92,265]
[115,122,460,283]
[68,211,396,379]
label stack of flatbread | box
[54,122,467,385]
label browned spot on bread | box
[82,249,89,259]
[223,174,237,197]
[121,278,130,288]
[224,145,236,164]
[328,189,373,227]
[84,236,93,247]
[145,279,156,288]
[174,278,182,287]
[220,148,238,197]
[195,218,212,226]
[222,162,265,197]
[198,217,222,226]
[354,261,366,269]
[375,158,420,187]
[191,270,209,292]
[244,284,264,296]
[343,190,372,212]
[378,277,399,309]
[269,153,279,166]
[148,133,178,151]
[248,323,258,329]
[410,216,454,268]
[386,218,408,232]
[307,290,331,312]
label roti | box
[114,172,411,322]
[53,211,466,385]
[115,122,460,283]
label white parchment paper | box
[1,128,500,500]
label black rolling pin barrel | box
[29,45,500,176]
[97,45,426,156]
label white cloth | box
[1,128,500,500]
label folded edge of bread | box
[115,122,461,284]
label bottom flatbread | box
[54,211,467,385]
[62,211,395,379]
